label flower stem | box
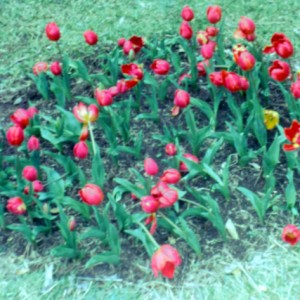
[88,122,97,156]
[138,221,160,249]
[158,212,184,236]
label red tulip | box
[151,181,170,198]
[151,244,182,279]
[10,109,30,128]
[79,183,104,206]
[179,153,199,172]
[197,60,209,76]
[174,89,190,108]
[178,73,192,85]
[236,51,256,71]
[181,5,194,21]
[123,40,134,56]
[73,102,99,123]
[129,36,144,54]
[206,5,222,24]
[160,169,181,184]
[27,107,38,119]
[50,61,62,76]
[150,59,170,75]
[45,22,60,41]
[245,33,256,42]
[144,158,159,176]
[27,136,40,151]
[239,76,250,91]
[291,81,300,98]
[6,126,24,146]
[165,143,177,156]
[121,63,143,80]
[282,224,300,246]
[268,60,291,82]
[209,71,223,86]
[116,79,139,94]
[117,37,126,47]
[222,71,242,93]
[283,120,300,151]
[238,17,256,35]
[73,141,89,159]
[6,197,26,215]
[179,21,193,40]
[201,40,216,59]
[264,33,294,59]
[22,166,38,182]
[68,217,76,231]
[79,125,89,141]
[33,62,48,75]
[24,180,44,195]
[84,30,98,45]
[145,213,157,235]
[95,89,114,106]
[141,196,160,213]
[206,26,219,37]
[196,31,209,46]
[158,188,178,208]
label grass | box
[1,0,300,96]
[1,234,300,299]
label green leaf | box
[85,252,120,268]
[114,178,147,199]
[42,166,65,199]
[285,169,297,209]
[61,197,91,220]
[51,245,80,259]
[78,227,106,241]
[92,145,105,187]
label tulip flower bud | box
[178,73,192,85]
[196,31,209,46]
[238,16,256,35]
[206,5,222,24]
[118,37,126,47]
[27,107,39,119]
[6,126,24,146]
[291,81,300,98]
[84,30,98,45]
[24,180,44,195]
[150,59,170,75]
[123,40,134,55]
[239,76,250,91]
[174,89,190,108]
[6,197,26,215]
[160,169,181,184]
[45,22,61,41]
[165,143,177,156]
[151,245,182,278]
[68,217,76,231]
[144,158,159,176]
[74,141,89,159]
[95,89,113,106]
[197,60,209,77]
[33,62,48,75]
[179,21,193,40]
[79,125,89,141]
[79,183,104,206]
[141,196,160,214]
[50,61,62,76]
[282,224,300,246]
[121,63,143,80]
[236,51,256,71]
[22,166,38,182]
[27,136,40,151]
[158,188,178,208]
[10,109,30,128]
[209,72,224,86]
[179,153,199,172]
[206,26,219,37]
[201,40,216,59]
[181,5,194,22]
[268,60,291,82]
[108,86,119,97]
[223,72,242,93]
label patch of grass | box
[1,235,300,300]
[1,0,300,95]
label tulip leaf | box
[85,252,120,268]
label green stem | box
[43,172,69,188]
[158,212,184,236]
[180,198,211,211]
[88,122,97,156]
[138,221,160,249]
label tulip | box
[206,26,219,37]
[84,30,98,45]
[283,120,300,151]
[27,136,40,151]
[197,60,209,76]
[245,33,256,42]
[50,61,62,76]
[209,72,223,86]
[158,188,178,208]
[206,5,222,24]
[151,244,182,279]
[145,213,157,235]
[95,89,113,106]
[6,197,26,215]
[196,31,209,46]
[79,125,89,141]
[239,76,250,91]
[27,107,38,119]
[141,196,160,214]
[10,108,30,128]
[33,62,48,75]
[73,102,99,123]
[123,40,134,56]
[179,21,193,40]
[73,141,89,159]
[22,166,38,182]
[201,40,216,59]
[232,44,247,63]
[179,153,199,172]
[174,89,190,108]
[222,71,242,93]
[236,51,256,71]
[160,169,181,184]
[282,224,300,246]
[108,86,119,97]
[150,59,170,75]
[263,110,279,130]
[121,63,143,80]
[181,5,194,21]
[6,126,24,146]
[144,158,159,176]
[79,183,104,206]
[68,217,76,231]
[178,73,191,85]
[274,39,294,59]
[24,180,44,195]
[151,181,170,198]
[165,143,177,156]
[45,22,60,41]
[129,36,144,54]
[268,60,291,82]
[117,37,126,47]
[238,17,256,35]
[291,81,300,98]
